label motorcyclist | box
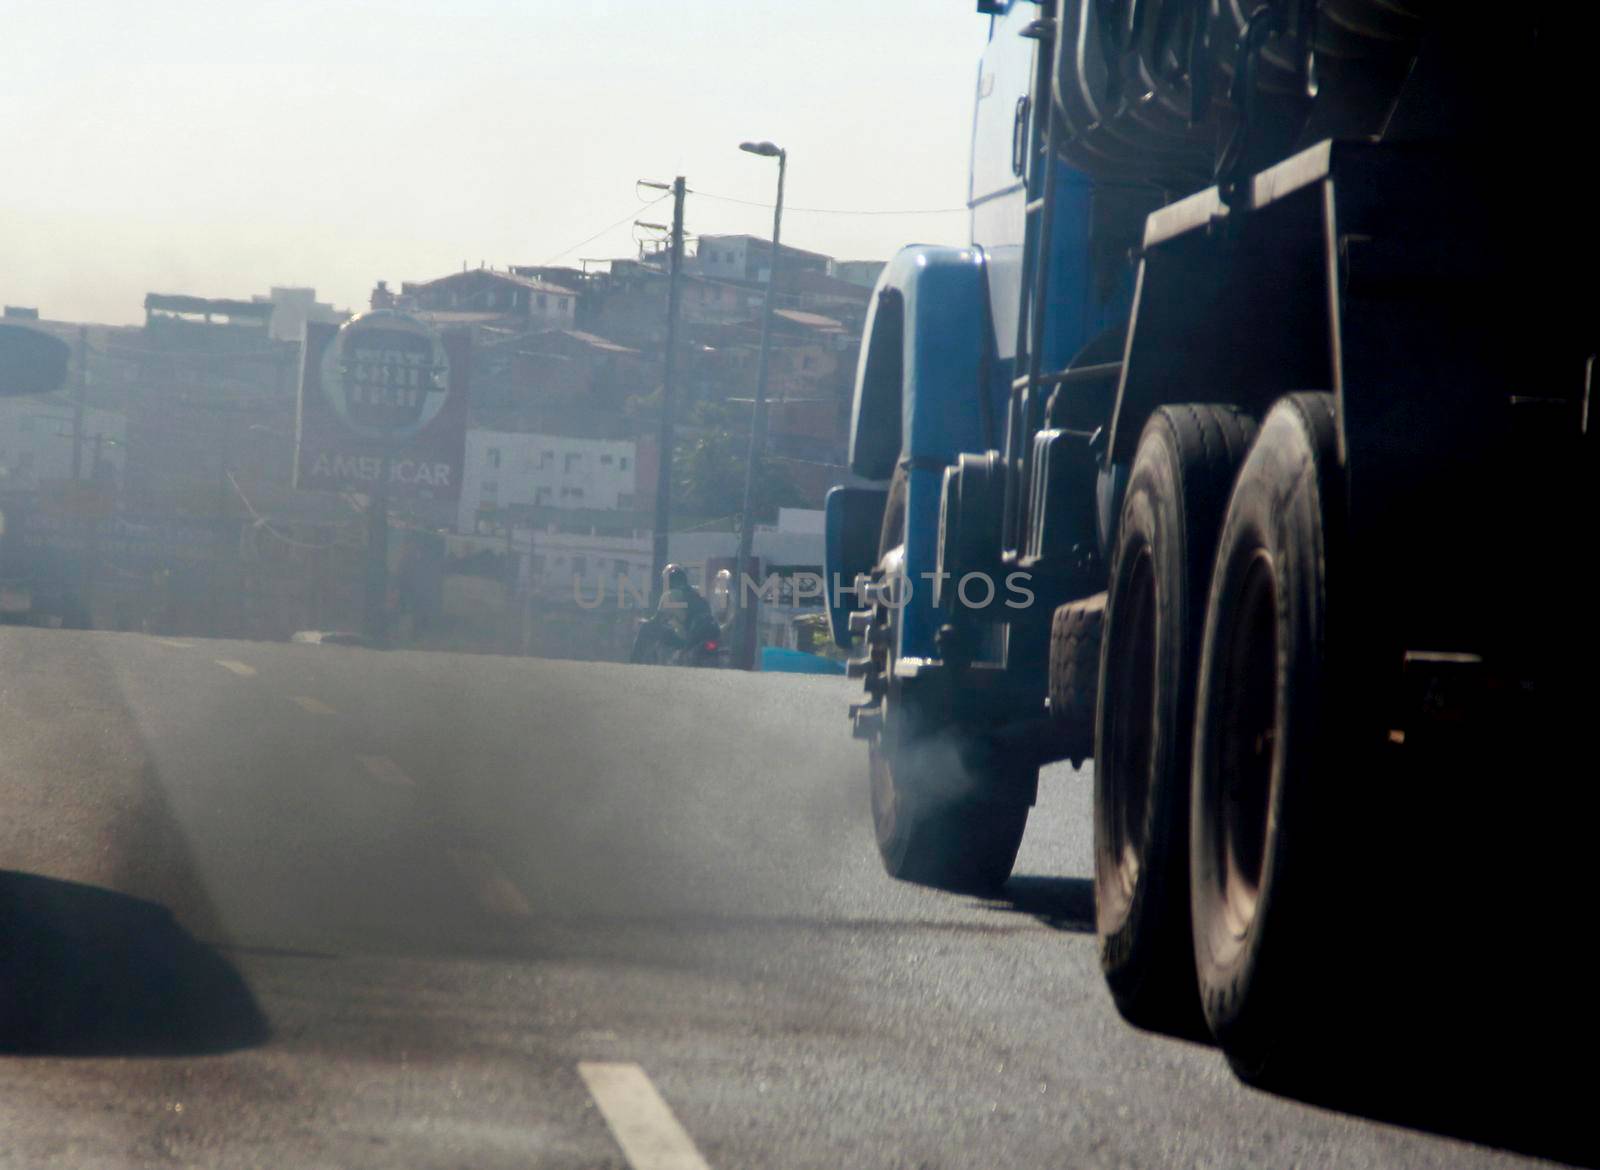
[650,563,714,652]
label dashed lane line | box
[214,659,256,677]
[447,847,533,919]
[151,638,193,649]
[579,1062,713,1170]
[290,695,338,716]
[355,755,416,790]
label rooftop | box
[408,268,579,299]
[144,293,275,321]
[773,308,847,332]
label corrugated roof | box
[773,308,845,331]
[409,269,578,298]
[555,329,639,355]
[144,293,274,319]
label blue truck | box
[827,1,1595,1080]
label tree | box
[674,429,803,525]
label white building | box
[253,286,348,342]
[0,397,126,489]
[457,430,639,533]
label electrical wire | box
[226,471,354,550]
[539,194,671,266]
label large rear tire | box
[1189,393,1345,1080]
[1095,404,1256,1029]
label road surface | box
[0,628,1584,1168]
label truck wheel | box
[1189,393,1343,1080]
[1049,593,1105,767]
[1095,404,1256,1029]
[866,468,1031,893]
[870,714,1030,893]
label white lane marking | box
[447,848,532,919]
[214,659,256,677]
[152,638,193,649]
[579,1062,712,1170]
[290,695,337,716]
[356,755,416,790]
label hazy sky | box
[3,1,988,326]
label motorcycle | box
[629,612,727,668]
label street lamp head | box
[739,140,783,159]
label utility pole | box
[642,176,687,604]
[72,325,87,481]
[733,142,787,667]
[83,432,104,622]
[363,453,391,646]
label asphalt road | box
[0,627,1586,1169]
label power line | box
[539,194,671,266]
[227,471,355,550]
[690,190,967,216]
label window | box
[541,450,554,467]
[487,448,501,469]
[572,556,587,576]
[620,456,630,471]
[560,298,569,311]
[538,293,547,308]
[482,480,498,497]
[600,454,613,466]
[564,452,581,473]
[535,486,551,504]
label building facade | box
[457,429,639,533]
[0,398,126,490]
[375,269,579,332]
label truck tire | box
[868,467,1031,892]
[1095,403,1256,1029]
[1189,393,1343,1080]
[870,717,1030,893]
[1049,593,1105,767]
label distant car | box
[290,630,371,647]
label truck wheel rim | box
[1215,551,1278,941]
[1105,547,1157,907]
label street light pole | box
[733,141,786,668]
[643,176,688,605]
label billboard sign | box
[294,311,469,500]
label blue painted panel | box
[873,245,993,661]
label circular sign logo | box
[320,310,451,443]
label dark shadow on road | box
[983,875,1095,933]
[0,871,268,1056]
